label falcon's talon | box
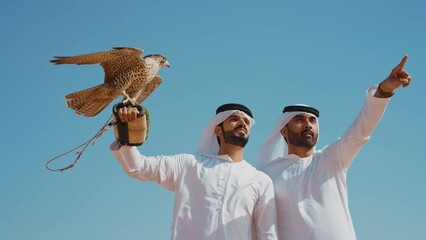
[122,98,137,107]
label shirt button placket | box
[217,162,230,213]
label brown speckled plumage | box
[51,47,170,117]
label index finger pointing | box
[395,55,409,71]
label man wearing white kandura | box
[111,103,278,240]
[255,56,412,240]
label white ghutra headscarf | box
[197,103,255,156]
[255,104,320,168]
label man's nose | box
[303,119,313,129]
[237,119,247,128]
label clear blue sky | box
[1,0,425,239]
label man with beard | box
[111,103,278,240]
[255,56,412,240]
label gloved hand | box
[112,102,150,146]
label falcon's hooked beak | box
[164,60,171,68]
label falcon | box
[51,47,170,117]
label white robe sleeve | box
[322,85,391,169]
[253,176,278,240]
[110,140,186,192]
[110,140,132,172]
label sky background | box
[1,0,425,239]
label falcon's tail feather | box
[65,84,115,117]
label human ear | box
[214,126,222,137]
[280,126,287,138]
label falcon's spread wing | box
[51,47,144,83]
[136,76,163,103]
[50,47,143,65]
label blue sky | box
[1,0,425,239]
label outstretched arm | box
[111,106,185,191]
[323,56,412,168]
[375,55,412,98]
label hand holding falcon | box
[51,47,170,117]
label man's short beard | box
[222,126,249,148]
[286,127,317,149]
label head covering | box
[283,105,319,117]
[198,103,255,156]
[254,104,320,168]
[216,103,253,118]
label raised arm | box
[323,56,412,168]
[110,106,186,191]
